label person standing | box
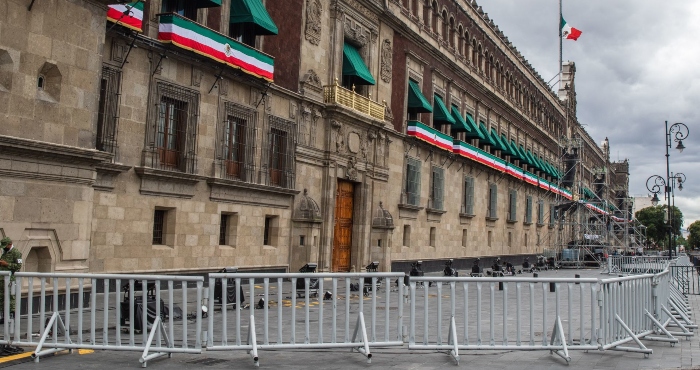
[0,237,22,320]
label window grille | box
[404,157,421,206]
[549,204,556,227]
[488,183,497,218]
[430,166,444,210]
[150,82,199,173]
[96,65,122,159]
[264,216,271,245]
[538,200,545,224]
[153,210,165,244]
[261,116,296,188]
[462,176,475,215]
[220,102,256,182]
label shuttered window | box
[487,183,498,219]
[525,195,533,224]
[538,200,545,225]
[462,176,475,215]
[430,166,444,210]
[404,157,421,206]
[507,189,517,222]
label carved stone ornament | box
[332,120,345,153]
[191,66,203,87]
[305,0,322,46]
[380,39,392,83]
[289,101,298,119]
[300,69,323,96]
[346,156,358,181]
[219,78,229,96]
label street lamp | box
[664,121,690,259]
[669,172,686,253]
[646,174,667,252]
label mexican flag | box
[158,14,274,82]
[561,16,582,41]
[107,1,144,33]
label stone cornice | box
[0,135,113,165]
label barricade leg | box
[351,312,371,363]
[610,314,652,357]
[246,315,259,367]
[661,305,695,337]
[549,316,570,363]
[33,312,71,363]
[642,309,680,345]
[447,316,459,365]
[140,317,173,367]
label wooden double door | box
[332,180,354,272]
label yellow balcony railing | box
[323,80,385,121]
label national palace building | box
[0,0,630,274]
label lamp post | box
[646,175,667,253]
[664,121,689,259]
[669,172,686,253]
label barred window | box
[507,189,517,222]
[96,65,121,158]
[404,157,421,206]
[220,102,256,182]
[150,82,199,173]
[487,183,497,219]
[525,195,533,224]
[219,214,229,245]
[153,210,165,245]
[538,200,545,225]
[262,116,296,188]
[430,166,444,210]
[462,176,475,215]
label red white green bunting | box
[107,2,144,33]
[158,14,274,81]
[407,121,453,151]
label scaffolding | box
[546,136,647,269]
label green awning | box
[195,0,222,8]
[583,187,597,199]
[230,0,278,35]
[478,122,497,147]
[526,150,541,171]
[541,160,554,176]
[499,134,515,156]
[517,144,532,166]
[464,113,486,140]
[433,95,456,125]
[407,80,432,113]
[509,140,523,161]
[490,128,509,153]
[342,43,376,85]
[450,106,471,133]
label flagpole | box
[559,0,563,90]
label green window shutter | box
[508,189,517,222]
[488,183,498,218]
[549,204,555,226]
[432,167,444,210]
[538,200,544,224]
[526,196,533,224]
[405,157,422,206]
[464,176,475,215]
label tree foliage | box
[688,221,700,250]
[635,205,683,248]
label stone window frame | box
[152,207,176,247]
[507,188,518,223]
[96,64,123,160]
[428,165,444,211]
[219,101,257,183]
[402,156,422,207]
[524,195,533,225]
[487,182,498,220]
[261,115,297,189]
[461,175,475,216]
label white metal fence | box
[0,261,693,367]
[607,256,671,275]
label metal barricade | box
[407,276,600,364]
[608,256,671,275]
[2,272,204,367]
[205,272,405,366]
[671,266,700,295]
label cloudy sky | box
[478,0,700,229]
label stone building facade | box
[0,0,629,275]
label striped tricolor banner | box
[158,14,274,81]
[107,2,144,33]
[407,121,453,151]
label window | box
[462,229,468,248]
[96,65,122,157]
[263,215,279,246]
[404,157,421,206]
[403,224,411,247]
[549,204,556,227]
[153,210,165,245]
[430,227,436,247]
[263,116,296,188]
[525,233,529,248]
[341,42,376,90]
[525,195,533,224]
[162,0,198,20]
[152,208,175,246]
[221,102,255,181]
[507,189,517,222]
[487,183,498,219]
[219,214,229,245]
[462,176,475,215]
[488,230,492,247]
[151,82,199,173]
[229,0,278,47]
[538,200,545,225]
[430,166,444,210]
[508,232,512,247]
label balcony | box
[157,13,274,82]
[323,81,385,121]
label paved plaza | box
[1,267,699,370]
